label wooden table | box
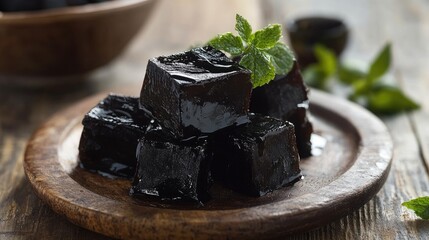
[1,0,428,239]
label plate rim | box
[24,89,393,239]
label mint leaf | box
[266,42,294,75]
[209,33,244,56]
[314,44,337,77]
[368,43,391,83]
[235,14,253,43]
[403,197,429,219]
[368,86,420,114]
[302,45,336,89]
[240,46,275,88]
[252,24,282,50]
[208,15,295,87]
[351,79,368,96]
[303,65,327,89]
[338,64,366,84]
[302,42,420,115]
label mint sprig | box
[368,43,391,83]
[402,197,429,219]
[303,43,420,115]
[240,46,275,87]
[303,44,337,89]
[208,14,295,88]
[235,14,252,43]
[208,33,243,56]
[267,42,295,75]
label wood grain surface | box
[1,0,429,239]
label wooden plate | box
[24,89,393,239]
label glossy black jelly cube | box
[78,94,154,178]
[139,46,252,137]
[212,114,301,197]
[131,136,212,202]
[250,62,313,157]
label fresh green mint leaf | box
[252,24,282,50]
[302,45,336,89]
[209,33,244,56]
[368,43,391,83]
[240,46,275,88]
[266,42,294,75]
[208,15,295,88]
[303,65,328,89]
[368,86,420,114]
[402,197,429,220]
[314,44,337,77]
[235,14,253,43]
[351,80,369,96]
[302,42,420,115]
[338,64,367,84]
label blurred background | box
[0,0,411,91]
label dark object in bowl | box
[287,16,349,67]
[0,0,42,12]
[0,0,111,12]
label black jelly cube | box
[212,114,301,197]
[250,62,313,157]
[139,46,252,137]
[131,136,212,202]
[78,94,153,178]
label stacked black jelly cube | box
[250,62,313,157]
[139,47,252,137]
[212,114,301,197]
[78,95,149,178]
[79,46,304,202]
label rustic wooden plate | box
[24,89,393,240]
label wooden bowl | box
[0,0,156,84]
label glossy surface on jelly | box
[131,136,212,202]
[250,62,313,157]
[79,94,152,178]
[212,114,301,197]
[157,47,241,82]
[139,46,252,137]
